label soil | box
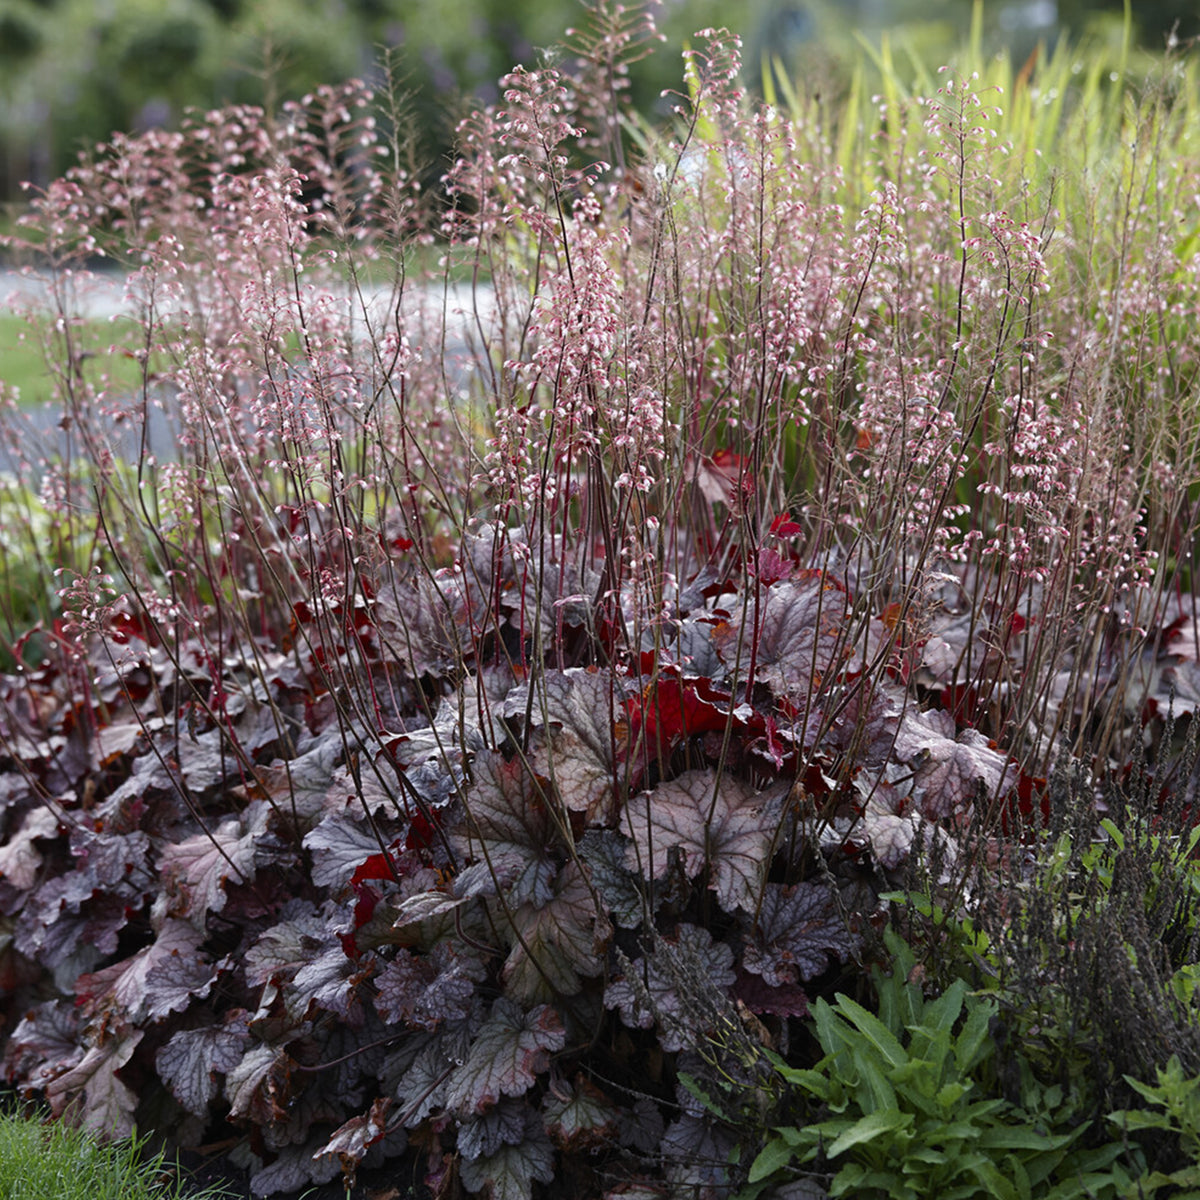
[172,1145,428,1200]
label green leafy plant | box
[1109,1056,1200,1198]
[744,930,1136,1200]
[940,729,1200,1123]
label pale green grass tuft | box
[0,1107,233,1200]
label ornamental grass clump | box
[2,4,1200,1196]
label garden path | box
[0,268,492,476]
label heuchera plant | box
[1,3,1199,1196]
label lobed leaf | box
[604,924,736,1052]
[444,998,566,1115]
[503,669,626,823]
[712,575,850,698]
[458,1096,530,1161]
[159,800,271,925]
[244,900,328,987]
[577,828,644,929]
[373,943,483,1030]
[892,708,1014,818]
[303,809,391,888]
[454,749,557,907]
[500,861,608,1003]
[457,1104,555,1200]
[313,1096,396,1171]
[45,1029,144,1140]
[156,1009,252,1117]
[75,919,225,1024]
[624,769,781,912]
[542,1077,620,1151]
[743,882,858,985]
[0,806,60,891]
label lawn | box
[0,1104,231,1200]
[0,311,159,408]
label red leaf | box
[3,1000,83,1092]
[621,672,739,766]
[351,852,397,886]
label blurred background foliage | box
[0,0,1194,204]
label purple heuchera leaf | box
[69,824,151,890]
[244,899,327,988]
[226,1040,294,1125]
[45,1029,144,1140]
[374,943,482,1030]
[501,861,608,1004]
[851,768,953,871]
[733,971,810,1019]
[3,999,83,1092]
[458,1096,530,1161]
[891,707,1014,818]
[623,769,781,912]
[444,997,566,1115]
[712,575,850,697]
[286,926,374,1023]
[616,1095,665,1155]
[303,810,389,888]
[75,919,225,1024]
[741,882,857,986]
[156,1009,252,1117]
[172,726,239,794]
[604,924,736,1052]
[859,795,923,869]
[159,800,271,925]
[577,828,642,929]
[249,1138,341,1197]
[457,1102,555,1200]
[0,806,60,891]
[661,1113,739,1196]
[502,668,625,823]
[542,1078,619,1151]
[312,1097,395,1171]
[393,1037,456,1127]
[17,891,131,977]
[453,750,557,908]
[253,728,346,825]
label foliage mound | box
[4,4,1200,1197]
